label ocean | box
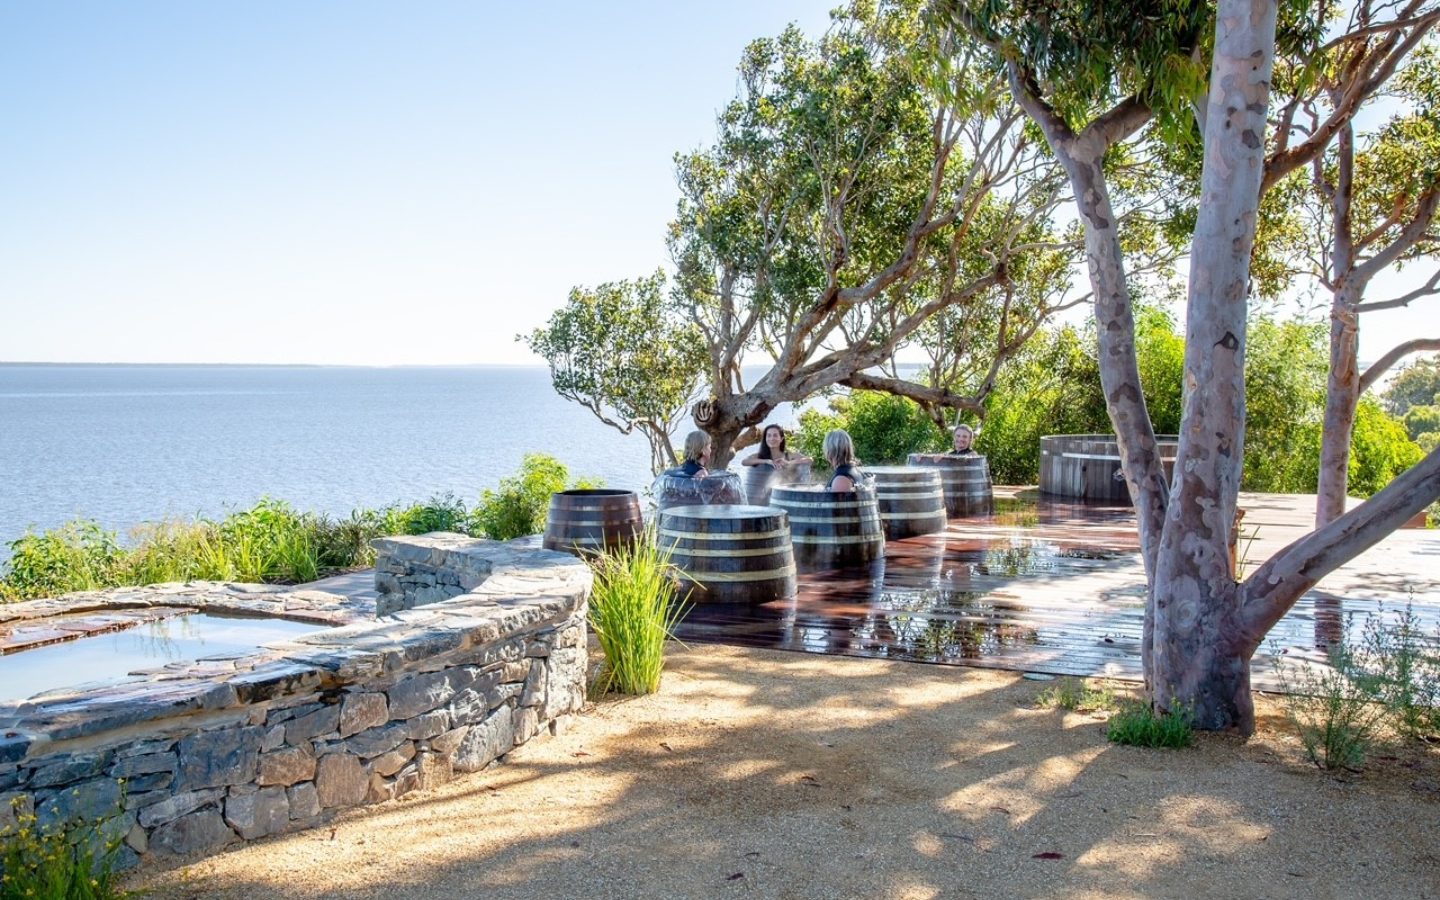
[0,365,805,557]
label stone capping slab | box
[0,538,592,764]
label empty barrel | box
[769,484,885,572]
[906,453,994,517]
[542,489,644,557]
[658,504,797,604]
[866,466,947,540]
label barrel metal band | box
[686,565,796,582]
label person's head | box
[953,423,975,452]
[759,424,787,459]
[823,429,857,469]
[683,430,712,465]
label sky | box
[0,2,1429,368]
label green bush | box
[472,454,601,541]
[1034,677,1117,712]
[587,527,690,695]
[1274,651,1389,771]
[1106,699,1194,748]
[2,521,123,600]
[1,792,131,900]
[794,391,948,472]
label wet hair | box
[823,429,858,469]
[954,423,975,440]
[758,424,787,460]
[682,430,711,464]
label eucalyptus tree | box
[525,272,707,474]
[950,0,1440,734]
[534,0,1081,471]
[1285,44,1440,525]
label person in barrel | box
[675,430,712,477]
[741,424,812,475]
[824,429,865,491]
[949,423,979,456]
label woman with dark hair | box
[740,424,812,506]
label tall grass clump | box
[2,521,123,600]
[1106,699,1194,748]
[0,793,131,900]
[587,528,690,695]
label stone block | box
[115,738,176,759]
[406,710,450,740]
[37,777,123,828]
[258,747,316,787]
[261,723,287,752]
[285,704,340,745]
[371,743,416,778]
[175,726,262,792]
[148,808,236,857]
[520,657,548,709]
[287,782,320,820]
[430,725,470,755]
[514,706,539,745]
[110,752,177,779]
[453,707,514,773]
[415,751,454,790]
[30,751,109,787]
[387,668,474,720]
[315,753,368,809]
[339,692,388,738]
[225,785,290,840]
[345,723,410,760]
[137,787,225,828]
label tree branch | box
[1359,337,1440,393]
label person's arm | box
[785,451,813,466]
[740,452,768,467]
[830,474,855,491]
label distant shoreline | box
[0,361,549,369]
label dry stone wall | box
[0,536,590,867]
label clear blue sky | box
[0,1,835,365]
[0,1,1423,367]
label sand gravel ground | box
[127,644,1440,900]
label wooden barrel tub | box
[905,453,993,517]
[768,484,885,573]
[652,470,745,512]
[865,466,947,540]
[541,489,644,557]
[742,463,812,507]
[1038,434,1179,502]
[658,504,797,604]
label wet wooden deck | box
[672,488,1440,690]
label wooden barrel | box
[905,454,993,517]
[542,489,644,556]
[652,470,745,512]
[769,484,885,573]
[742,463,811,507]
[1038,434,1178,502]
[866,466,947,540]
[658,504,797,604]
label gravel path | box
[127,644,1440,900]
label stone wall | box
[0,537,590,866]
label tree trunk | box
[1316,283,1362,527]
[1149,0,1279,735]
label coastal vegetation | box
[586,526,690,695]
[0,454,598,603]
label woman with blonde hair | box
[823,429,864,492]
[677,430,712,477]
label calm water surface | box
[0,365,731,555]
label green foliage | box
[1,792,131,900]
[1385,354,1440,418]
[2,521,123,600]
[1106,699,1194,748]
[794,391,948,470]
[525,271,707,474]
[1275,649,1390,771]
[1348,399,1426,498]
[472,454,602,542]
[1034,677,1117,712]
[587,527,690,695]
[1401,404,1440,451]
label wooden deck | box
[672,488,1440,690]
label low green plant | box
[0,793,131,900]
[2,521,123,599]
[1106,699,1194,748]
[1035,677,1117,712]
[1275,653,1389,770]
[1346,601,1440,742]
[587,527,690,695]
[472,454,601,541]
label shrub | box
[472,454,601,541]
[2,521,123,600]
[1106,699,1194,748]
[0,792,131,900]
[587,527,690,695]
[1274,653,1389,771]
[794,391,948,471]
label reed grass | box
[587,527,690,695]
